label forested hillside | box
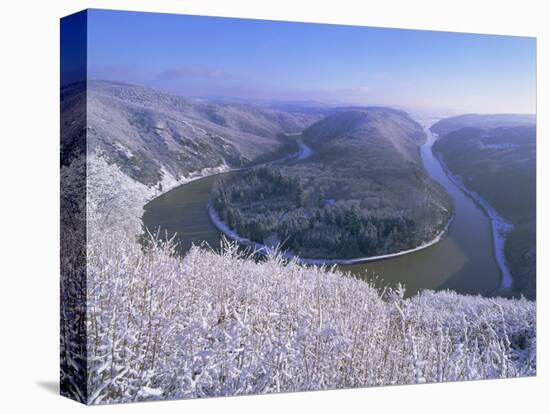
[431,113,536,137]
[432,124,536,298]
[212,108,452,259]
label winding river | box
[143,127,503,297]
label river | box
[143,127,502,297]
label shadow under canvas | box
[36,381,58,395]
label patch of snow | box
[149,162,232,201]
[113,141,134,159]
[480,143,517,150]
[139,387,163,398]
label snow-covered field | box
[61,154,535,405]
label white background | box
[0,0,546,412]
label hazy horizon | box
[79,9,536,114]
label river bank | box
[431,132,514,290]
[144,133,311,204]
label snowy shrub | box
[84,234,535,404]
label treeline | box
[213,167,304,209]
[211,167,435,259]
[277,206,418,258]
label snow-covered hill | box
[61,80,318,189]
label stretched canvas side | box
[60,10,88,404]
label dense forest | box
[211,166,446,259]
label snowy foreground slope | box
[62,155,536,404]
[86,236,536,404]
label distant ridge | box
[431,113,535,136]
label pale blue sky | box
[86,9,536,113]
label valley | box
[143,116,507,297]
[78,81,535,298]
